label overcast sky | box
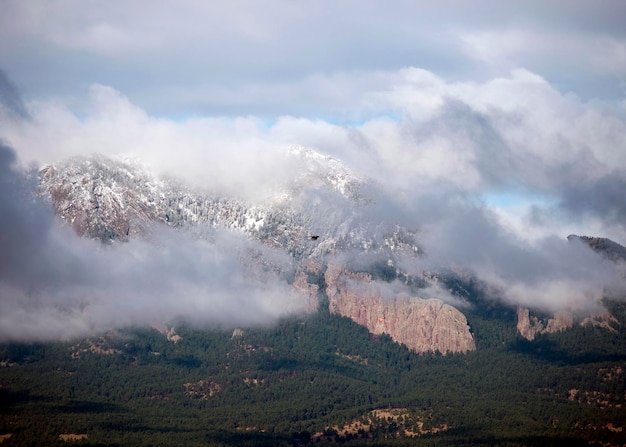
[2,1,625,116]
[1,1,626,339]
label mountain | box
[1,148,626,446]
[39,154,280,242]
[568,234,626,263]
[37,147,375,255]
[36,150,626,354]
[37,148,479,354]
[515,235,626,341]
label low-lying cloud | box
[2,65,626,340]
[412,193,626,312]
[0,143,308,342]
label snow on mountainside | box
[37,146,479,353]
[35,146,626,354]
[40,154,269,240]
[286,145,365,201]
[38,146,417,262]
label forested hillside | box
[1,296,625,446]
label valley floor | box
[1,302,626,446]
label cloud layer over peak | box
[2,1,625,115]
[0,143,308,342]
[2,2,626,339]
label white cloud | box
[461,29,626,79]
[2,0,626,341]
[0,143,308,342]
[2,66,625,228]
[3,0,625,116]
[3,61,626,319]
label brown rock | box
[324,264,475,354]
[518,306,618,340]
[516,307,544,341]
[293,268,321,312]
[516,307,574,341]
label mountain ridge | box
[34,149,625,354]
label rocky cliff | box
[515,235,626,341]
[324,264,475,354]
[516,308,574,341]
[516,307,619,341]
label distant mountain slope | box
[35,149,625,355]
[568,234,626,263]
[37,147,425,263]
[514,235,626,341]
[36,149,481,354]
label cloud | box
[461,29,626,85]
[1,1,626,345]
[0,143,308,342]
[0,83,311,200]
[0,68,29,118]
[9,67,623,202]
[2,62,626,318]
[557,172,626,225]
[2,1,625,116]
[412,194,626,312]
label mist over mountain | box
[2,4,626,443]
[0,143,311,342]
[0,68,28,119]
[1,133,624,345]
[0,2,625,346]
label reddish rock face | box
[293,261,322,313]
[516,307,617,341]
[324,264,475,354]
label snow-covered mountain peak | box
[37,150,421,268]
[285,145,364,200]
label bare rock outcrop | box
[292,259,323,312]
[516,308,574,341]
[517,307,618,341]
[324,264,475,354]
[513,234,626,341]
